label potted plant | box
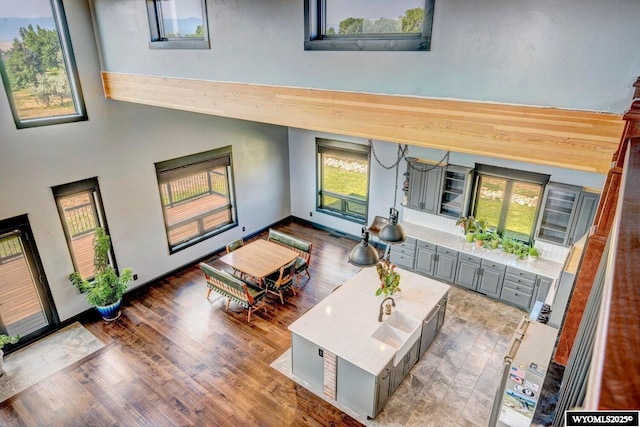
[69,227,133,321]
[528,246,539,262]
[475,231,487,247]
[515,243,529,260]
[456,216,481,242]
[502,236,516,253]
[0,334,19,377]
[375,259,401,298]
[488,232,501,249]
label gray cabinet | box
[390,339,421,393]
[419,295,447,358]
[414,241,436,276]
[500,267,536,310]
[374,360,393,416]
[455,253,481,290]
[406,159,443,214]
[568,191,599,246]
[536,183,582,246]
[434,246,458,283]
[291,334,325,391]
[477,260,506,299]
[439,165,473,218]
[389,237,416,270]
[534,275,554,307]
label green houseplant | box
[375,259,401,297]
[528,246,539,261]
[69,227,132,321]
[0,334,19,377]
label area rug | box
[0,322,105,403]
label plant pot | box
[490,240,499,249]
[476,239,484,247]
[465,232,475,243]
[528,255,538,262]
[96,299,122,321]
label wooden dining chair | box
[263,259,297,304]
[225,238,245,277]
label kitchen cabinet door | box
[455,259,479,290]
[439,165,473,219]
[419,303,441,358]
[374,360,393,416]
[405,159,443,214]
[568,191,599,246]
[532,275,554,309]
[415,246,436,276]
[477,261,506,299]
[434,247,458,283]
[535,183,582,246]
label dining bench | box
[267,229,312,285]
[199,263,267,322]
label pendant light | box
[348,228,379,267]
[378,144,407,244]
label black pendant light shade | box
[348,228,379,267]
[379,208,406,244]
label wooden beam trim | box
[102,72,624,173]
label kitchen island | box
[288,266,449,418]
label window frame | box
[304,0,435,51]
[155,147,237,254]
[52,177,116,280]
[0,0,87,129]
[471,164,549,243]
[146,0,210,50]
[316,138,370,224]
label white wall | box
[0,0,290,321]
[91,0,640,113]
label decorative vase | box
[96,299,122,321]
[491,240,499,249]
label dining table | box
[218,239,298,286]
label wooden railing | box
[161,170,226,208]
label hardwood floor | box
[0,218,366,426]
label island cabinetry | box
[291,334,325,391]
[336,357,380,418]
[414,241,436,276]
[390,339,421,392]
[405,159,443,214]
[419,295,447,358]
[500,267,537,310]
[454,253,481,290]
[388,237,416,270]
[477,260,506,299]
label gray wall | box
[92,0,640,113]
[0,0,290,321]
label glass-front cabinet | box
[535,183,582,246]
[439,165,473,218]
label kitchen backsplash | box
[401,208,570,263]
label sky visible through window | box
[325,0,423,31]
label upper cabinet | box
[405,159,443,214]
[535,183,600,247]
[439,165,473,218]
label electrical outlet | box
[309,211,313,217]
[133,274,138,281]
[242,226,245,232]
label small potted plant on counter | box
[528,246,539,262]
[457,216,486,243]
[0,334,19,377]
[375,259,401,298]
[488,232,501,249]
[69,227,133,321]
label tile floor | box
[0,322,105,403]
[272,285,527,427]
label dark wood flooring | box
[0,218,366,426]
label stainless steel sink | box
[372,311,422,366]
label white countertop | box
[288,267,449,376]
[401,222,564,279]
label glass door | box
[0,215,58,347]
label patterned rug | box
[0,322,105,403]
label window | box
[155,147,237,253]
[0,0,87,128]
[472,165,549,242]
[52,178,113,280]
[317,139,370,223]
[146,0,209,49]
[304,0,435,51]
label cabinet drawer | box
[389,253,415,270]
[416,240,436,251]
[505,266,536,281]
[390,245,415,257]
[481,260,506,271]
[436,246,458,257]
[504,274,535,290]
[503,278,534,294]
[458,253,481,264]
[500,286,532,309]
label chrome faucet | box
[378,297,396,322]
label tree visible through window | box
[146,0,209,49]
[317,139,370,223]
[0,0,86,128]
[305,0,435,51]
